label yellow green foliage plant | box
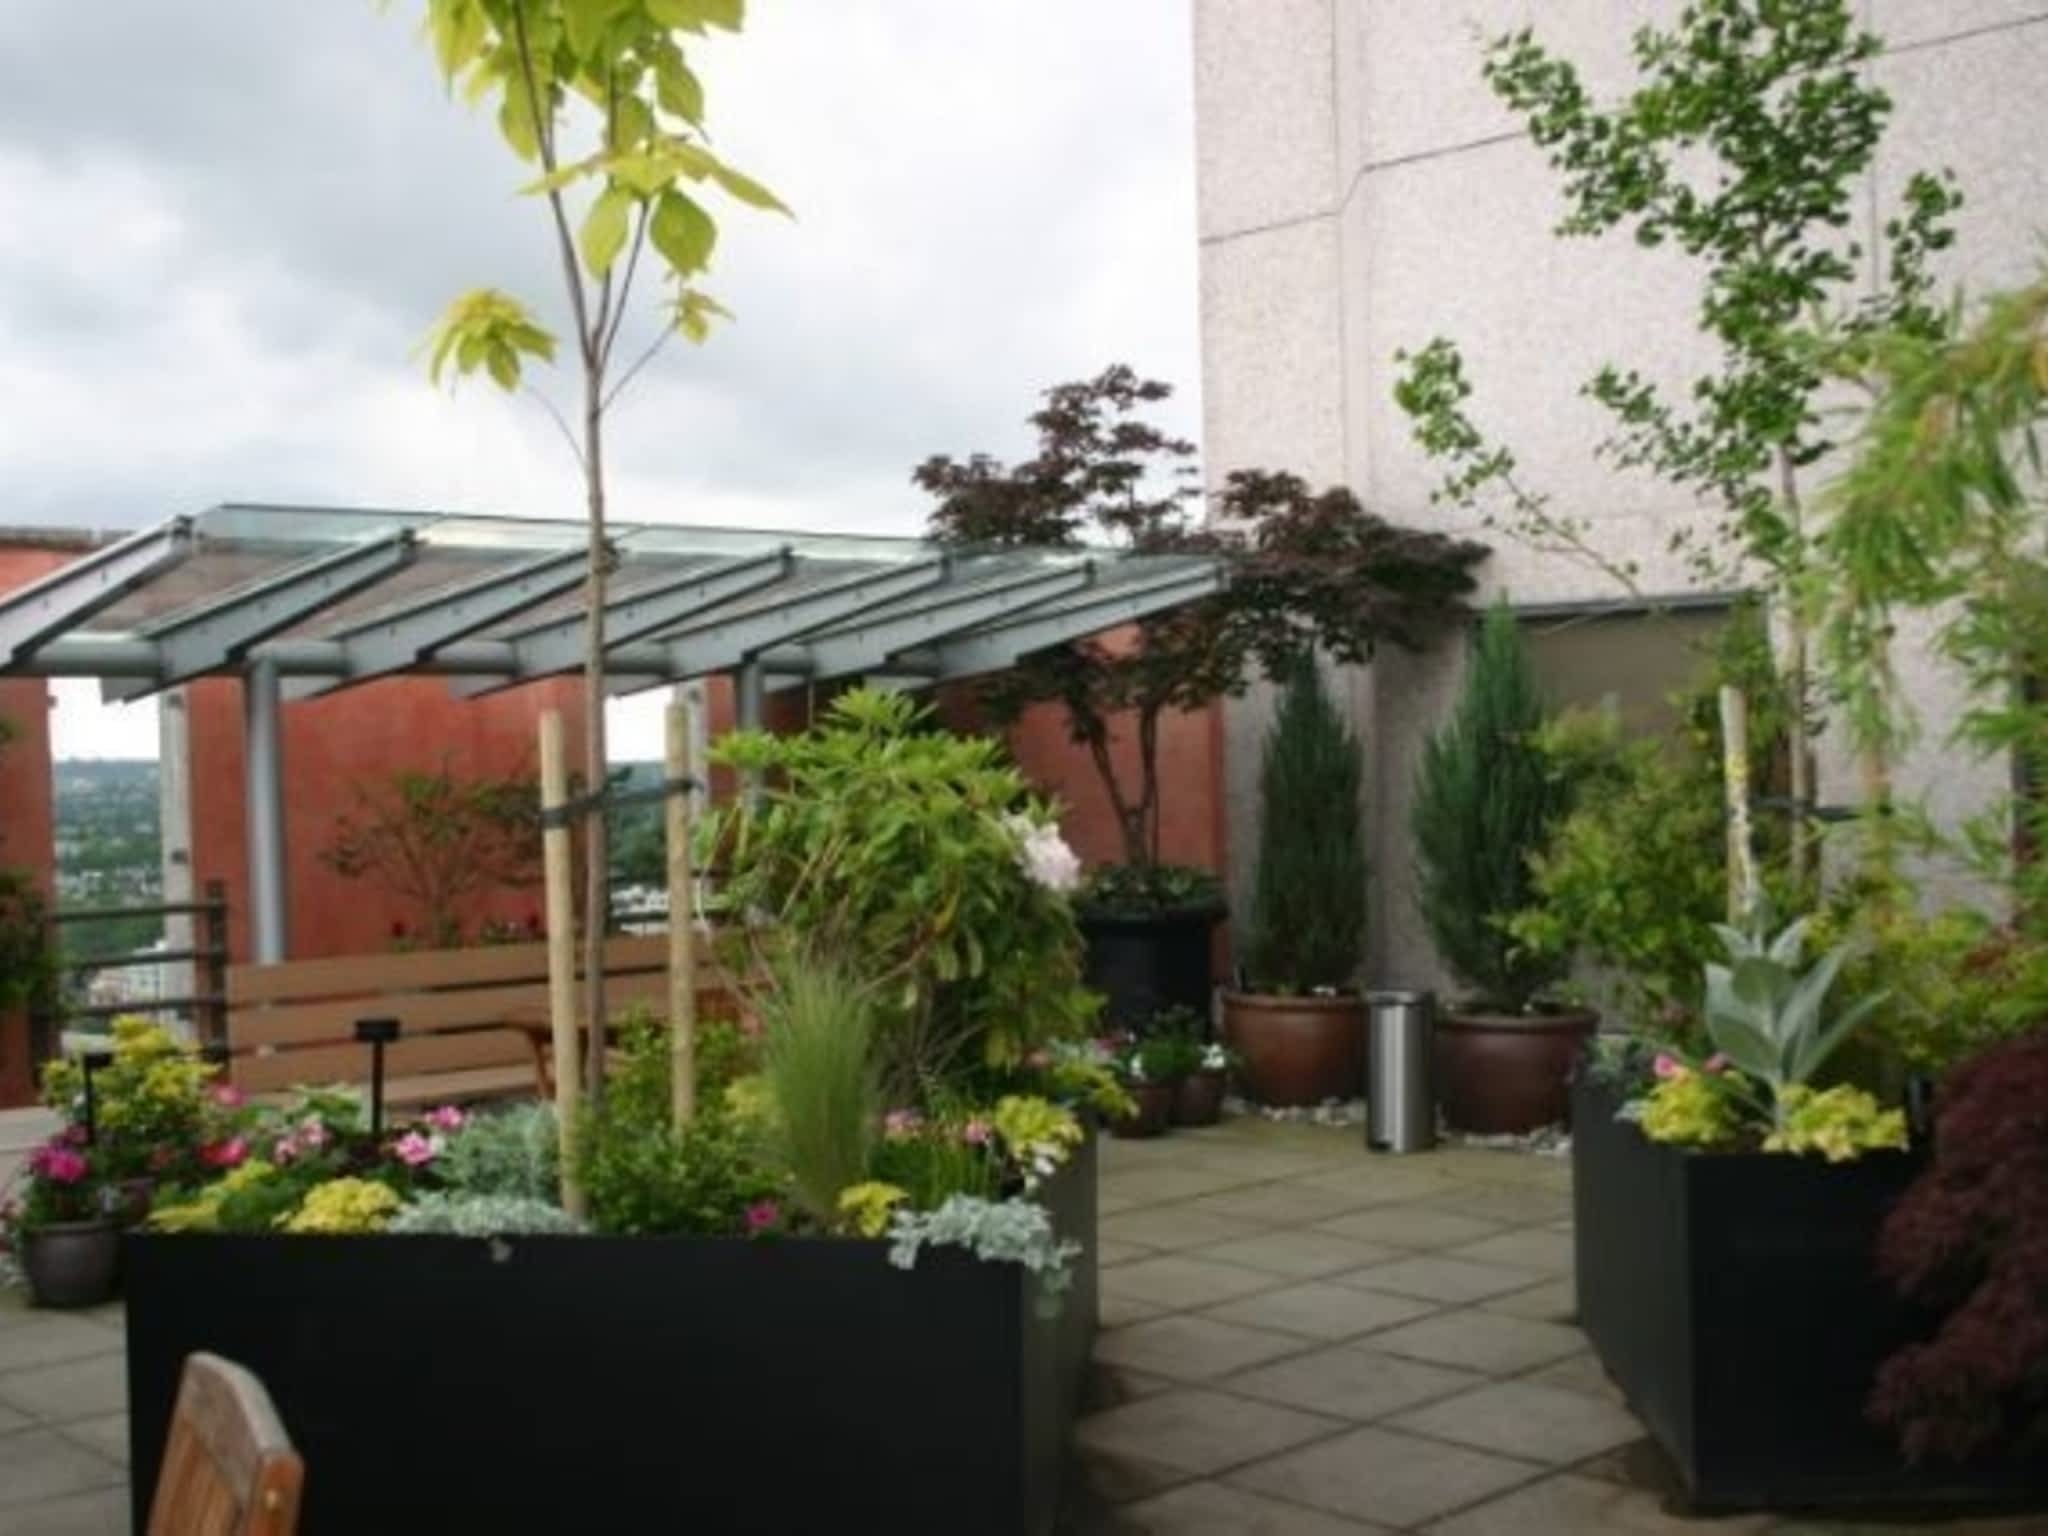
[282,1179,404,1235]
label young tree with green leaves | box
[1394,0,1960,894]
[1411,600,1569,1010]
[1243,656,1367,993]
[394,0,788,1097]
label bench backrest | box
[224,934,730,1095]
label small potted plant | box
[1108,1036,1182,1138]
[4,1133,118,1308]
[1222,656,1370,1106]
[1411,600,1591,1132]
[1174,1038,1237,1127]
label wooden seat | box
[147,1352,304,1536]
[223,933,733,1106]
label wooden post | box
[665,700,698,1127]
[539,710,584,1217]
[1719,685,1761,926]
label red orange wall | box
[186,675,590,963]
[0,541,80,1105]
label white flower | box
[1003,813,1083,895]
[1201,1043,1229,1072]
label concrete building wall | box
[1193,1,2048,993]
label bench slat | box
[226,933,692,1004]
[232,1029,536,1096]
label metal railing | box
[34,882,228,1063]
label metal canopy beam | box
[281,546,592,700]
[914,566,1226,681]
[450,547,793,698]
[796,562,1096,681]
[0,518,195,671]
[608,556,951,695]
[104,534,418,701]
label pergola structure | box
[0,503,1223,962]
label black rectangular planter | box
[1571,1077,2042,1512]
[125,1135,1097,1536]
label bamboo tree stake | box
[538,710,585,1218]
[665,699,697,1128]
[1719,685,1761,926]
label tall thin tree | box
[395,0,788,1099]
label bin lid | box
[1364,989,1433,1005]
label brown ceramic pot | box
[21,1220,120,1309]
[1171,1070,1227,1127]
[1222,991,1366,1108]
[1110,1080,1176,1139]
[1434,1007,1599,1134]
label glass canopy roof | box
[0,503,1224,700]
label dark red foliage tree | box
[1869,1027,2048,1464]
[916,366,1488,898]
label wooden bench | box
[224,934,733,1109]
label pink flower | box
[744,1200,781,1234]
[31,1144,89,1185]
[392,1131,443,1168]
[883,1109,924,1142]
[1702,1053,1730,1076]
[1652,1052,1687,1081]
[208,1083,246,1109]
[296,1118,331,1151]
[199,1137,249,1170]
[961,1117,993,1147]
[424,1105,465,1133]
[272,1135,300,1165]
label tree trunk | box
[1083,727,1148,871]
[581,368,610,1105]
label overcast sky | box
[1,1,1201,758]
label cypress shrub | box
[1245,656,1367,992]
[1411,599,1568,1010]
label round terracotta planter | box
[1110,1080,1175,1139]
[1172,1070,1227,1127]
[1434,1007,1599,1134]
[1222,991,1366,1108]
[21,1220,120,1309]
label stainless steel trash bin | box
[1366,990,1435,1153]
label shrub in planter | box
[1223,656,1369,1107]
[1107,1035,1183,1138]
[1870,1027,2048,1467]
[1412,600,1588,1131]
[1174,1041,1237,1127]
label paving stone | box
[0,1429,124,1510]
[1314,1206,1506,1251]
[1103,1290,1170,1328]
[1105,1207,1270,1254]
[1204,1282,1438,1343]
[1368,1310,1586,1374]
[1099,1239,1156,1268]
[56,1413,128,1466]
[1441,1228,1577,1274]
[1390,1379,1644,1464]
[1222,1346,1485,1422]
[1433,1186,1576,1226]
[1103,1254,1279,1311]
[0,1316,124,1374]
[0,1487,128,1536]
[1478,1276,1577,1323]
[1104,1165,1267,1206]
[1336,1254,1546,1305]
[1096,1315,1309,1382]
[1428,1150,1573,1190]
[1075,1442,1192,1507]
[1190,1231,1401,1280]
[1183,1184,1379,1229]
[1122,1480,1391,1533]
[1425,1471,1772,1534]
[1290,1165,1467,1206]
[1078,1388,1343,1478]
[1521,1350,1625,1406]
[1230,1423,1541,1528]
[0,1353,128,1423]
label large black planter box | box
[1078,908,1220,1031]
[126,1136,1097,1535]
[1571,1077,2043,1512]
